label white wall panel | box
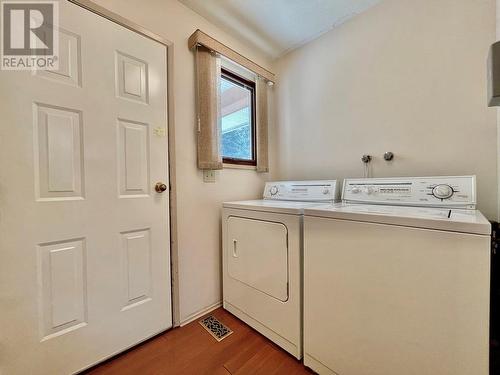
[274,0,497,219]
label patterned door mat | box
[199,315,233,342]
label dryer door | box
[227,216,289,301]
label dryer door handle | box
[232,239,238,258]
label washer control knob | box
[269,186,279,196]
[323,188,330,195]
[365,187,375,195]
[432,184,454,199]
[351,187,361,194]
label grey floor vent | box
[199,315,233,342]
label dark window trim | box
[221,68,257,166]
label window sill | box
[223,163,257,171]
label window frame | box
[220,68,257,166]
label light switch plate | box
[203,170,216,183]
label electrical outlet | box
[203,169,216,183]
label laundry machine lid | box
[223,180,339,214]
[223,199,328,215]
[304,203,491,235]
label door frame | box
[67,0,180,327]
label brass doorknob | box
[155,182,167,193]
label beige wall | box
[274,0,498,219]
[90,0,274,323]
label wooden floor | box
[85,308,314,375]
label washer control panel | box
[342,176,476,208]
[264,180,339,202]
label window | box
[220,68,256,165]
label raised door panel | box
[121,229,152,310]
[34,103,84,200]
[117,119,150,197]
[38,238,87,340]
[34,27,81,87]
[115,51,148,103]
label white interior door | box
[0,2,171,374]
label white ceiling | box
[179,0,382,59]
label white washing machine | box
[303,176,491,375]
[222,180,339,359]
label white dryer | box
[222,180,339,359]
[303,176,491,375]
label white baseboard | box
[180,301,222,327]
